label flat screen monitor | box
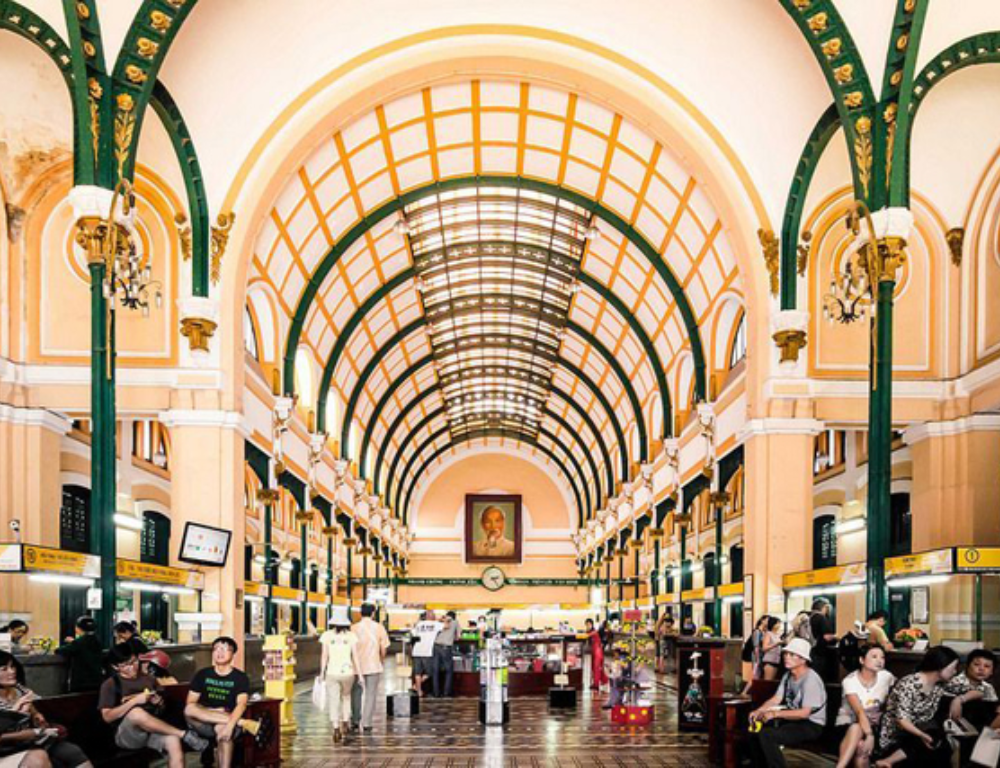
[178,522,232,567]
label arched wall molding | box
[408,443,577,533]
[220,28,773,419]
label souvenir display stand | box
[608,610,656,726]
[478,635,510,725]
[676,637,741,731]
[263,633,297,733]
[387,635,419,718]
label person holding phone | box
[0,650,92,767]
[875,646,959,767]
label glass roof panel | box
[404,185,590,441]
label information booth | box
[453,634,585,696]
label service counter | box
[449,635,585,697]
[21,635,324,698]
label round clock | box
[481,565,506,592]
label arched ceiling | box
[251,77,746,527]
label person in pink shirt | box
[351,603,390,733]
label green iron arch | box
[380,400,603,517]
[398,427,588,528]
[283,176,707,403]
[330,316,648,463]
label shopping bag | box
[971,727,1000,767]
[311,677,327,711]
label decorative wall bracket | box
[758,228,780,296]
[179,316,216,352]
[696,403,716,480]
[210,211,235,285]
[946,227,964,267]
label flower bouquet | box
[140,630,162,647]
[696,625,715,638]
[893,627,927,649]
[28,636,56,655]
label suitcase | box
[386,690,419,718]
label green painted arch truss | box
[283,175,707,409]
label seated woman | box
[0,650,92,768]
[875,645,959,768]
[835,645,895,768]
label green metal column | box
[617,553,624,605]
[714,506,724,636]
[300,523,308,632]
[866,276,895,616]
[362,551,369,601]
[633,546,641,603]
[346,548,354,605]
[263,496,274,634]
[679,523,687,628]
[89,259,116,647]
[605,559,611,614]
[652,539,661,620]
[975,575,983,642]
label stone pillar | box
[159,410,246,649]
[905,415,1000,550]
[741,418,823,621]
[0,407,70,637]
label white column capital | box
[0,404,71,435]
[68,185,113,220]
[866,207,913,242]
[158,409,246,434]
[738,418,825,441]
[903,414,1000,445]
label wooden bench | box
[710,679,842,767]
[33,683,281,768]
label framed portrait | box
[465,494,522,564]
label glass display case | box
[452,634,584,696]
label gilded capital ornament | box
[773,328,808,364]
[256,488,281,505]
[757,228,779,296]
[946,228,964,267]
[180,316,217,352]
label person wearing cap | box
[319,607,360,742]
[56,615,104,693]
[140,649,178,686]
[748,637,828,767]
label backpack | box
[838,630,864,673]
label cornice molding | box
[903,414,1000,445]
[158,409,247,435]
[0,403,71,435]
[738,418,825,441]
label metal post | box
[679,523,687,629]
[975,574,983,643]
[617,553,624,605]
[653,539,661,620]
[714,506,724,636]
[866,276,895,617]
[300,523,308,633]
[263,496,274,634]
[89,259,117,647]
[346,548,354,605]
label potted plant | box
[893,627,927,650]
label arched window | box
[59,486,91,642]
[890,493,912,557]
[244,307,260,361]
[729,314,747,369]
[294,348,315,409]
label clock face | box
[481,566,506,592]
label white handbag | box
[971,727,1000,767]
[311,676,327,711]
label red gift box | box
[611,705,654,725]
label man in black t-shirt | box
[185,636,250,768]
[99,643,210,768]
[808,598,838,682]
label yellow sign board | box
[782,562,865,590]
[885,548,953,578]
[956,547,1000,573]
[271,585,305,601]
[116,559,205,589]
[307,591,329,604]
[23,545,99,578]
[681,587,714,602]
[656,593,678,605]
[717,582,743,598]
[244,581,270,598]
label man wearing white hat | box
[319,607,360,743]
[747,637,828,767]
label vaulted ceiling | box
[246,78,746,526]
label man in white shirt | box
[410,610,442,698]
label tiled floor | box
[274,677,833,767]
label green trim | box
[398,428,587,527]
[150,81,210,296]
[370,385,439,494]
[779,104,840,310]
[578,272,670,436]
[330,316,648,464]
[542,406,604,508]
[110,0,198,183]
[779,0,876,203]
[391,422,590,526]
[877,0,930,208]
[284,176,706,401]
[383,406,446,506]
[0,2,73,88]
[911,32,1000,114]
